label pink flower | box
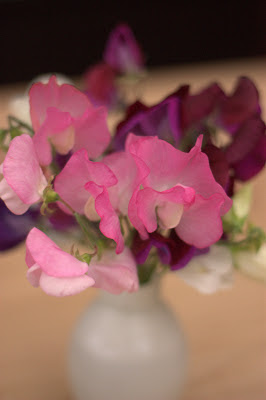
[54,149,124,253]
[83,62,118,108]
[127,134,232,248]
[88,247,139,294]
[103,24,144,74]
[0,134,47,215]
[29,76,111,165]
[26,228,95,296]
[26,228,139,296]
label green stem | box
[8,115,34,135]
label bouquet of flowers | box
[0,24,265,297]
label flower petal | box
[39,272,94,296]
[54,149,117,214]
[88,247,139,294]
[1,134,47,207]
[85,182,124,254]
[176,194,225,248]
[26,227,89,277]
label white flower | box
[234,243,266,282]
[177,245,234,294]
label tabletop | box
[0,58,266,400]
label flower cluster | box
[0,24,265,296]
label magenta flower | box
[216,77,261,134]
[30,76,111,165]
[103,23,144,74]
[127,134,232,248]
[83,62,118,108]
[0,134,47,215]
[26,228,138,296]
[26,228,95,296]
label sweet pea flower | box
[127,134,232,248]
[54,149,128,253]
[114,83,223,151]
[83,62,118,108]
[26,227,95,296]
[29,76,111,165]
[0,134,47,215]
[224,116,266,181]
[215,77,261,134]
[88,247,139,294]
[132,231,209,270]
[103,23,144,74]
[177,245,234,294]
[114,97,181,150]
[26,228,139,296]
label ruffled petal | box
[85,182,124,254]
[176,194,225,248]
[54,149,117,214]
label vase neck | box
[97,276,162,311]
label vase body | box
[68,277,187,400]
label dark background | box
[0,0,265,84]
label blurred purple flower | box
[132,231,209,271]
[47,203,76,231]
[0,200,39,251]
[216,77,261,134]
[103,23,144,74]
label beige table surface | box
[0,58,266,400]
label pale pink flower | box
[29,76,111,165]
[26,228,95,296]
[88,247,139,294]
[126,134,232,248]
[0,134,47,215]
[26,228,139,296]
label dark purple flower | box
[178,83,224,132]
[224,116,266,181]
[132,231,209,271]
[103,24,144,74]
[0,200,39,251]
[203,143,230,189]
[114,97,181,150]
[83,62,118,108]
[216,76,261,134]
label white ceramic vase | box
[68,277,187,400]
